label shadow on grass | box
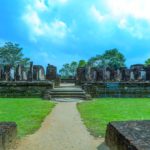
[97,142,110,150]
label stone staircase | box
[43,85,91,100]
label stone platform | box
[82,81,150,98]
[105,121,150,150]
[0,81,53,98]
[0,122,17,150]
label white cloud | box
[22,2,69,42]
[106,0,150,21]
[44,20,68,39]
[118,18,145,39]
[48,0,68,5]
[90,5,105,23]
[90,0,150,39]
[23,6,43,37]
[35,0,48,11]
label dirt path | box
[14,102,107,150]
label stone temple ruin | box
[0,62,59,98]
[1,62,150,150]
[76,64,149,83]
[0,62,57,82]
[76,64,150,98]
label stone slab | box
[0,122,17,150]
[105,120,150,150]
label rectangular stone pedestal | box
[105,121,150,150]
[0,122,17,150]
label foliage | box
[59,60,86,78]
[87,48,126,69]
[0,98,55,137]
[59,63,71,78]
[78,60,87,67]
[0,42,30,67]
[70,61,78,76]
[78,98,150,137]
[102,48,126,69]
[145,58,150,66]
[59,48,125,77]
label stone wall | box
[0,122,17,150]
[81,82,150,98]
[0,81,53,98]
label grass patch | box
[77,98,150,137]
[0,98,55,138]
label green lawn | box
[0,98,55,138]
[77,98,150,137]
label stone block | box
[105,121,150,150]
[0,122,17,150]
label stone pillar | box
[140,69,146,81]
[46,64,57,80]
[0,65,3,80]
[10,67,15,81]
[4,65,11,81]
[27,62,33,81]
[130,70,135,81]
[76,67,86,84]
[145,66,150,81]
[15,64,22,81]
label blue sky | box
[0,0,150,70]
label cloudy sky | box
[0,0,150,70]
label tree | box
[59,61,79,78]
[70,61,78,76]
[102,48,126,69]
[59,63,70,78]
[0,42,30,67]
[78,60,87,67]
[145,58,150,66]
[87,48,126,69]
[87,55,105,67]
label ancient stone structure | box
[0,122,17,150]
[145,65,150,80]
[76,64,150,84]
[0,62,60,99]
[46,64,57,80]
[33,65,45,81]
[105,121,150,150]
[15,64,22,81]
[82,82,150,98]
[76,67,86,84]
[27,62,33,81]
[0,81,53,98]
[4,65,11,81]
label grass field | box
[0,98,55,137]
[77,98,150,137]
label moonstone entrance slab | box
[105,121,150,150]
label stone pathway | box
[13,102,109,150]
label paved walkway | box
[13,102,108,150]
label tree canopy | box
[78,60,87,67]
[87,48,126,69]
[145,58,150,66]
[0,42,30,67]
[59,60,87,78]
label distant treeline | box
[59,48,150,78]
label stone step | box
[43,86,91,100]
[51,95,87,98]
[49,91,86,95]
[51,89,84,92]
